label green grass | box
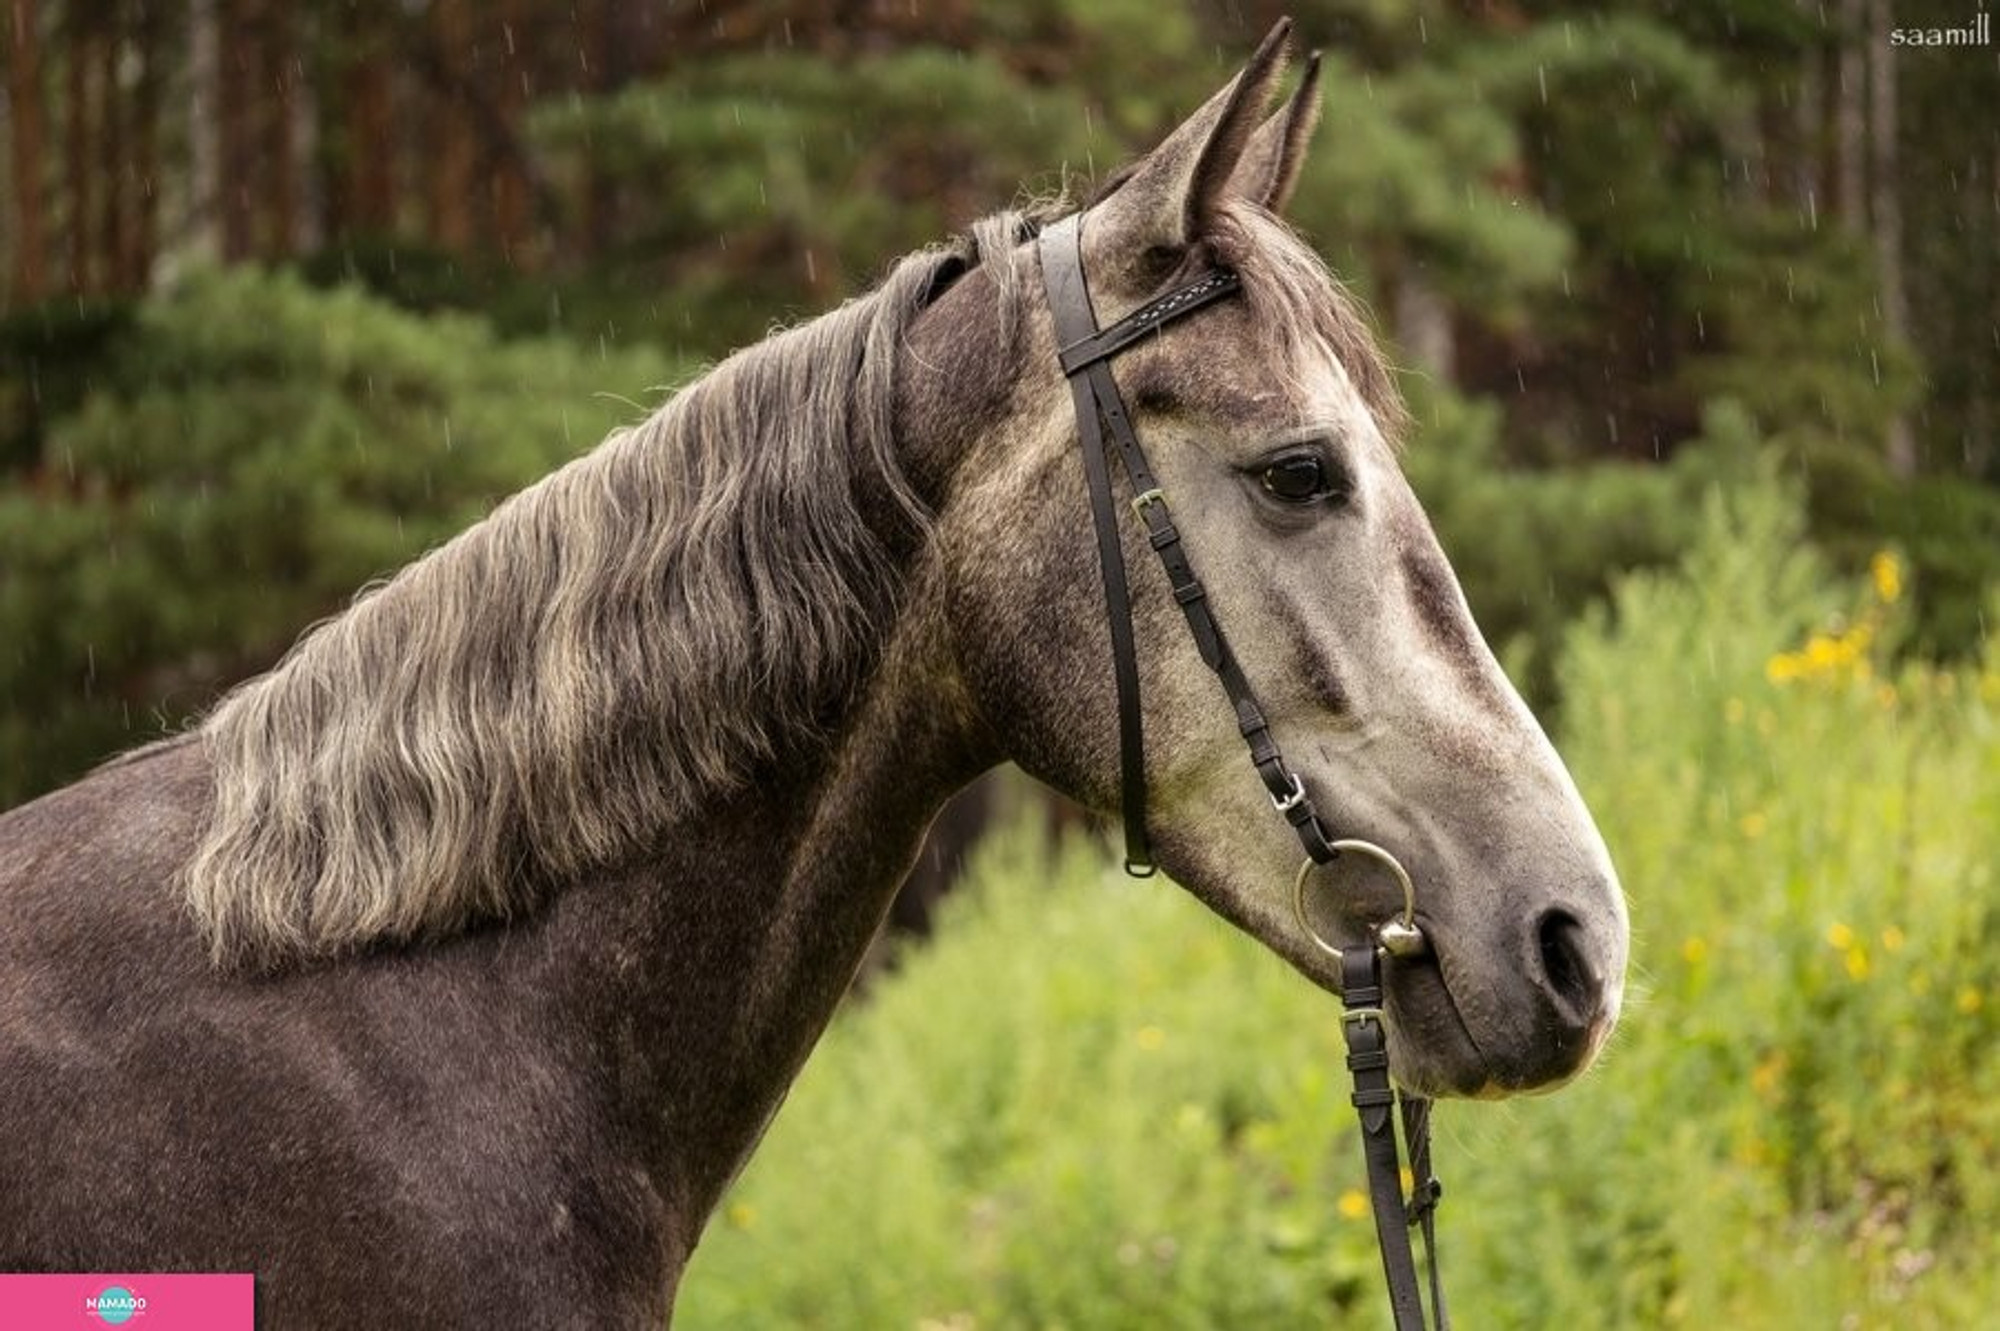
[677,481,1998,1329]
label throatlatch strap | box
[1036,214,1337,873]
[1342,946,1447,1331]
[1072,365,1152,873]
[1041,217,1154,874]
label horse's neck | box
[540,578,988,1229]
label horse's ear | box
[1082,19,1293,283]
[1227,50,1321,214]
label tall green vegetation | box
[677,477,1998,1327]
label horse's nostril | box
[1536,909,1598,1025]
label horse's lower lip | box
[1383,939,1491,1098]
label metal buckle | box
[1341,1006,1385,1029]
[1269,772,1307,814]
[1130,487,1165,516]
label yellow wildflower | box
[1825,921,1856,950]
[1870,550,1902,603]
[1681,935,1709,965]
[1880,926,1905,953]
[1751,1051,1787,1100]
[1844,944,1870,982]
[1136,1025,1166,1051]
[1738,811,1767,840]
[1337,1189,1370,1220]
[1958,987,1985,1016]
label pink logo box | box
[0,1274,253,1329]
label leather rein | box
[1037,213,1448,1330]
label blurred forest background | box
[1,0,1995,801]
[0,1,1995,1325]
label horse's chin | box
[1376,947,1499,1100]
[1382,938,1610,1100]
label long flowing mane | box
[179,200,1400,968]
[183,212,1040,966]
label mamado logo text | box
[86,1284,146,1324]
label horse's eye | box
[1260,455,1333,503]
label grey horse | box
[0,23,1626,1326]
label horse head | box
[915,23,1628,1098]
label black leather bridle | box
[1037,212,1449,1331]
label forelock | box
[1205,203,1410,448]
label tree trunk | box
[428,0,475,253]
[62,4,98,293]
[186,0,220,261]
[1794,29,1825,225]
[338,3,397,239]
[5,0,48,303]
[493,0,530,266]
[1867,0,1915,478]
[1982,137,1999,480]
[102,2,128,292]
[117,0,165,292]
[264,0,296,260]
[579,0,614,263]
[217,0,258,262]
[1834,0,1866,229]
[288,16,321,257]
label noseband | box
[1037,213,1448,1331]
